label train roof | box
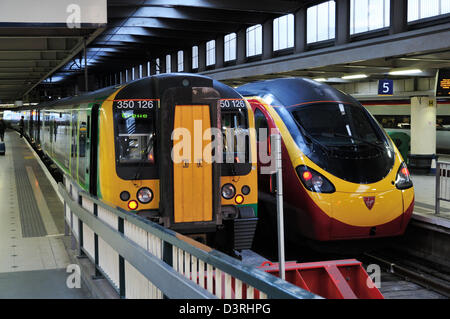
[26,73,243,111]
[236,77,359,108]
[113,73,243,101]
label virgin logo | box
[363,197,376,210]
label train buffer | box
[258,259,384,299]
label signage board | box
[378,79,394,96]
[436,69,450,98]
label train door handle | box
[183,160,189,168]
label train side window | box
[254,108,269,142]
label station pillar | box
[409,96,437,174]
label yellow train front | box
[11,74,258,253]
[100,74,258,251]
[237,78,414,241]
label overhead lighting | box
[389,69,422,76]
[313,78,327,82]
[341,74,368,80]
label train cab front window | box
[115,110,155,164]
[290,103,387,149]
[221,104,252,176]
[113,106,159,181]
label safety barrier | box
[258,260,383,299]
[435,161,450,215]
[60,174,319,299]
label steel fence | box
[435,161,450,215]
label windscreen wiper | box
[291,116,332,155]
[321,132,385,151]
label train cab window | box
[115,110,155,165]
[291,103,386,147]
[254,108,268,142]
[222,108,250,164]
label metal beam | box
[111,17,241,34]
[109,6,278,24]
[104,27,221,40]
[108,0,300,14]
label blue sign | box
[378,79,394,96]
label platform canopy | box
[0,0,107,104]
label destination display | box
[436,69,450,98]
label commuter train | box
[237,78,414,241]
[7,74,258,251]
[362,100,450,154]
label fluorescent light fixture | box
[313,78,327,82]
[341,74,368,80]
[389,69,422,76]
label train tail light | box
[296,165,335,194]
[395,162,413,190]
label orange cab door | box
[173,105,213,223]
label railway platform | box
[0,128,449,299]
[411,173,450,227]
[0,130,91,298]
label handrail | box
[59,183,215,299]
[60,175,319,299]
[435,161,450,215]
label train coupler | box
[231,206,258,251]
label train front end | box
[99,74,258,251]
[239,78,414,241]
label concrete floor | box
[0,131,91,298]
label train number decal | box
[220,99,246,108]
[114,99,158,109]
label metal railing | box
[60,174,319,299]
[435,161,450,215]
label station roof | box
[0,0,312,104]
[0,27,103,104]
[69,0,308,74]
[0,0,449,104]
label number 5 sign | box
[378,79,394,96]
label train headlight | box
[222,184,236,199]
[395,162,413,190]
[235,194,244,204]
[128,200,138,210]
[137,187,153,204]
[296,165,335,193]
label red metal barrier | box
[258,259,384,299]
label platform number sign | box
[378,79,394,96]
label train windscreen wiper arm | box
[321,132,385,151]
[292,116,332,155]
